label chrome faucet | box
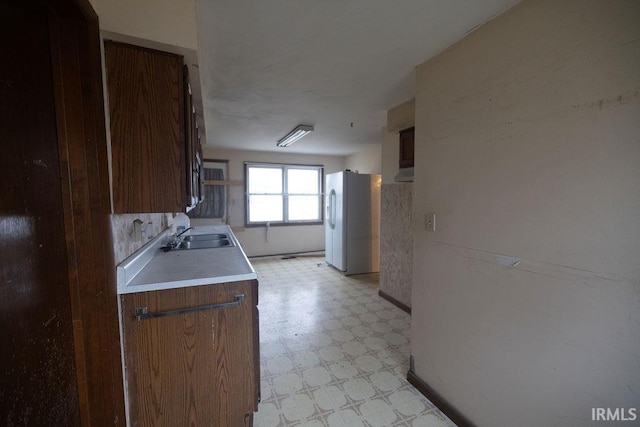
[176,226,194,238]
[160,226,194,252]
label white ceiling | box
[196,0,521,156]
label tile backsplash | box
[111,213,175,265]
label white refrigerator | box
[325,171,381,275]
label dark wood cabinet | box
[121,280,260,426]
[399,126,415,169]
[105,41,201,213]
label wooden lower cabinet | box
[121,280,259,426]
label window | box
[245,162,323,225]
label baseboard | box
[378,290,411,314]
[248,251,324,259]
[407,370,474,427]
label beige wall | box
[194,148,345,257]
[381,127,401,184]
[387,98,415,134]
[90,0,197,50]
[411,0,640,426]
[345,144,382,175]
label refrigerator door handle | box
[328,189,336,229]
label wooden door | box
[121,280,259,427]
[0,2,80,424]
[1,0,125,425]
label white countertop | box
[116,225,257,294]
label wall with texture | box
[380,121,414,309]
[411,0,640,425]
[380,183,413,308]
[111,213,174,264]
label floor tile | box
[251,255,456,427]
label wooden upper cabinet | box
[399,127,415,169]
[105,41,186,213]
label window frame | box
[244,162,324,227]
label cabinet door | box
[105,41,186,213]
[399,127,415,169]
[121,280,258,427]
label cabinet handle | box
[134,294,245,321]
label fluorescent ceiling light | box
[276,125,314,147]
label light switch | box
[426,213,436,232]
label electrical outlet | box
[426,212,436,232]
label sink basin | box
[159,232,235,251]
[176,239,234,250]
[182,233,229,242]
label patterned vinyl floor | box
[251,255,456,427]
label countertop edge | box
[118,272,258,294]
[116,229,172,294]
[116,225,256,295]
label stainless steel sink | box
[176,238,233,250]
[182,233,229,242]
[160,232,235,251]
